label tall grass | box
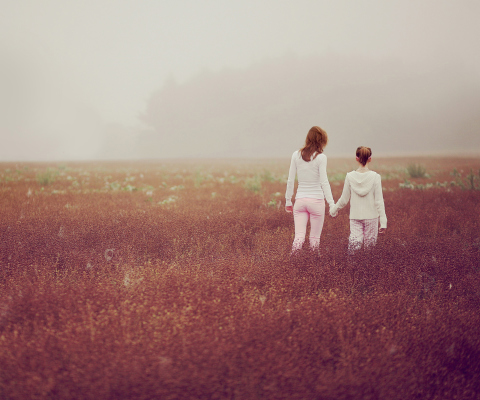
[36,170,56,186]
[0,159,479,399]
[406,163,427,178]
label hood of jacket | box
[347,171,377,197]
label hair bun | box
[356,146,372,166]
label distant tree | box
[138,55,480,159]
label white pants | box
[348,218,379,254]
[292,198,325,252]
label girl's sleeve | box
[285,152,297,206]
[330,174,350,216]
[374,174,387,228]
[319,156,334,208]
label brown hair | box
[356,146,372,166]
[300,126,328,162]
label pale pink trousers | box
[292,198,325,252]
[348,218,379,254]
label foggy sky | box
[1,0,479,161]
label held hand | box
[285,205,293,213]
[329,204,337,217]
[379,228,386,234]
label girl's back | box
[293,151,327,198]
[343,170,384,222]
[329,146,387,253]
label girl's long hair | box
[300,126,328,162]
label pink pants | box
[348,218,379,254]
[292,198,325,252]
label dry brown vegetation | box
[1,157,479,399]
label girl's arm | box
[374,174,387,229]
[319,155,335,209]
[330,174,350,216]
[285,152,297,208]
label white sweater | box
[285,150,334,208]
[330,170,387,228]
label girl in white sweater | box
[329,146,387,254]
[285,126,335,252]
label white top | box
[285,150,334,208]
[330,170,387,228]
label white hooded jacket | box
[330,170,387,228]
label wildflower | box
[389,345,398,355]
[105,249,115,261]
[124,272,130,287]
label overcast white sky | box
[1,0,479,160]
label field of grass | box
[1,156,479,399]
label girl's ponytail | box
[356,146,372,166]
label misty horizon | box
[1,1,479,161]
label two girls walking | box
[285,127,387,254]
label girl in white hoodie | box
[329,146,387,254]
